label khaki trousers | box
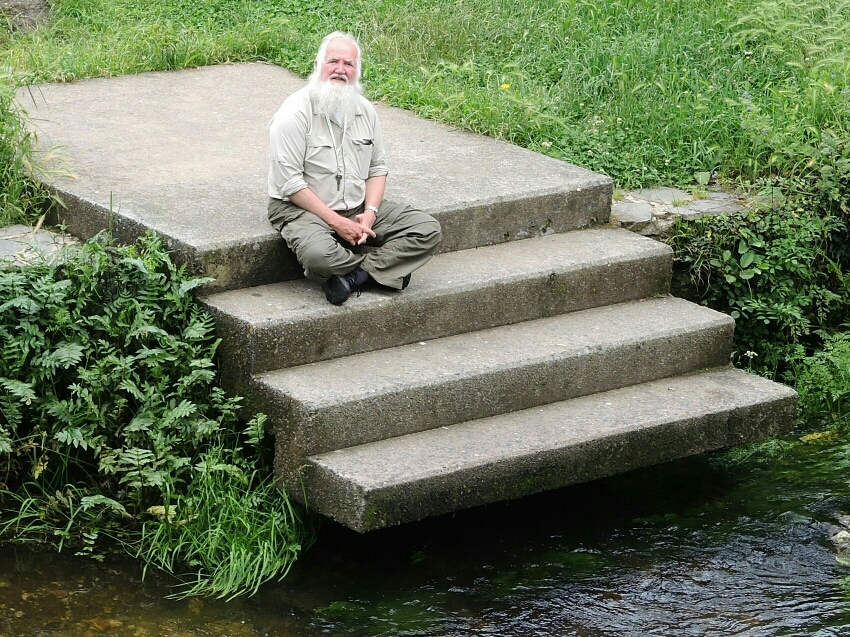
[268,198,442,289]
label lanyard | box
[326,114,347,191]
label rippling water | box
[3,439,850,636]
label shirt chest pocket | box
[350,138,374,179]
[305,134,336,176]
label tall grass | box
[0,84,60,225]
[138,444,308,600]
[3,0,848,188]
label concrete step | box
[15,63,798,535]
[257,296,735,477]
[18,63,611,294]
[301,367,797,531]
[200,228,672,385]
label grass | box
[3,0,848,190]
[137,448,309,600]
[0,83,61,225]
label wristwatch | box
[365,205,379,214]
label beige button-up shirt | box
[268,86,388,211]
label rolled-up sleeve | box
[268,98,309,199]
[368,113,389,179]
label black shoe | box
[401,274,411,290]
[322,268,366,305]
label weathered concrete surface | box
[0,223,77,265]
[302,367,797,531]
[258,296,735,479]
[17,63,611,293]
[12,63,797,532]
[200,228,672,387]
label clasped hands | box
[334,209,377,246]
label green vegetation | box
[0,233,308,598]
[0,84,60,226]
[1,0,849,598]
[4,0,848,189]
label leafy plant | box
[785,329,850,430]
[667,202,847,376]
[0,232,308,596]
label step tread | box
[304,368,797,530]
[256,295,731,408]
[309,367,794,485]
[19,63,611,293]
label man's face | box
[319,39,359,86]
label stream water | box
[2,435,850,636]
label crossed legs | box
[268,198,442,293]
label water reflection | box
[3,442,850,636]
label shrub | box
[785,329,850,430]
[0,232,307,598]
[667,201,848,377]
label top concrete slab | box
[17,63,611,292]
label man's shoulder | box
[354,93,380,119]
[278,85,312,112]
[270,86,312,130]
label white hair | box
[307,31,364,119]
[309,31,363,85]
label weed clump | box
[0,232,308,598]
[0,84,58,226]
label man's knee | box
[413,214,442,253]
[297,239,343,279]
[423,216,442,246]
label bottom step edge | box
[297,368,797,532]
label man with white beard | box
[267,31,442,305]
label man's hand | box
[354,209,377,244]
[333,214,376,246]
[289,188,376,245]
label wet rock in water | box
[85,617,123,631]
[0,0,49,31]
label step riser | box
[205,249,672,379]
[266,320,734,478]
[51,182,611,295]
[435,183,612,254]
[306,395,796,531]
[51,189,304,294]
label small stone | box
[652,217,677,235]
[632,187,691,206]
[611,202,653,224]
[676,198,742,220]
[86,618,123,630]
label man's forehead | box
[324,38,358,60]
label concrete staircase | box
[201,225,795,532]
[18,63,797,533]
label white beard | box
[308,76,362,122]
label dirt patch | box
[1,0,49,31]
